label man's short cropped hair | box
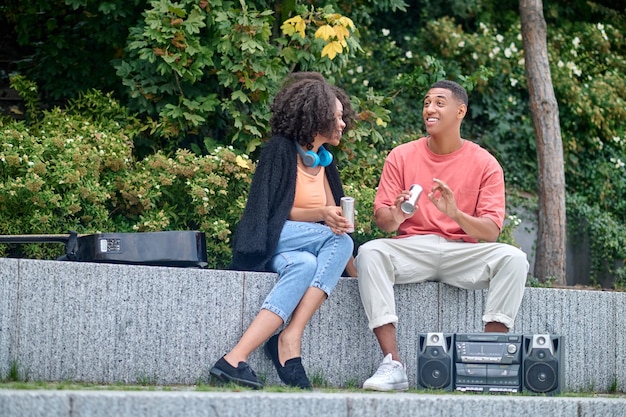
[430,80,468,107]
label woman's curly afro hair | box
[270,72,355,150]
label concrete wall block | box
[4,390,626,417]
[613,292,626,392]
[438,285,487,333]
[514,287,617,392]
[2,258,624,392]
[0,258,19,379]
[16,260,246,384]
[298,278,372,387]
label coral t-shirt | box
[374,137,505,243]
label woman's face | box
[315,98,345,148]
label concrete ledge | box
[1,257,625,392]
[1,390,626,417]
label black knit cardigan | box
[229,135,346,272]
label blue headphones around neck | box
[297,144,333,167]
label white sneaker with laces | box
[363,353,409,391]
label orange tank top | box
[293,166,327,209]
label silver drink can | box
[340,196,355,233]
[401,184,423,214]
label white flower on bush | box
[382,28,390,36]
[507,214,522,227]
[597,23,608,41]
[356,66,363,73]
[566,61,582,77]
[510,78,518,87]
[458,41,465,48]
[592,137,603,149]
[610,157,624,169]
[496,34,504,43]
[405,51,413,59]
[572,37,581,48]
[363,80,369,86]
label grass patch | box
[0,381,623,397]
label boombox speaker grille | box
[523,334,563,394]
[417,333,453,390]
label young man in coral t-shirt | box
[355,80,529,391]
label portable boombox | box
[0,230,208,268]
[417,332,563,394]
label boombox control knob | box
[507,344,517,354]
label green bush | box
[0,109,131,259]
[111,146,253,268]
[0,91,254,268]
[114,0,372,155]
[3,0,146,100]
[567,194,626,289]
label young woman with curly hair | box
[210,73,357,389]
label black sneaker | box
[210,356,263,389]
[264,334,312,389]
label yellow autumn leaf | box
[235,155,250,169]
[295,19,306,38]
[338,16,355,30]
[281,16,306,38]
[321,41,343,60]
[333,25,349,42]
[284,16,302,25]
[281,21,295,36]
[376,117,387,127]
[315,25,336,41]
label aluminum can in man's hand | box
[401,184,423,214]
[340,196,355,233]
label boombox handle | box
[0,231,81,260]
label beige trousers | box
[355,234,529,330]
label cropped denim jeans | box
[262,220,353,322]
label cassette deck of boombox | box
[454,333,523,393]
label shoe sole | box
[209,367,263,390]
[363,382,409,392]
